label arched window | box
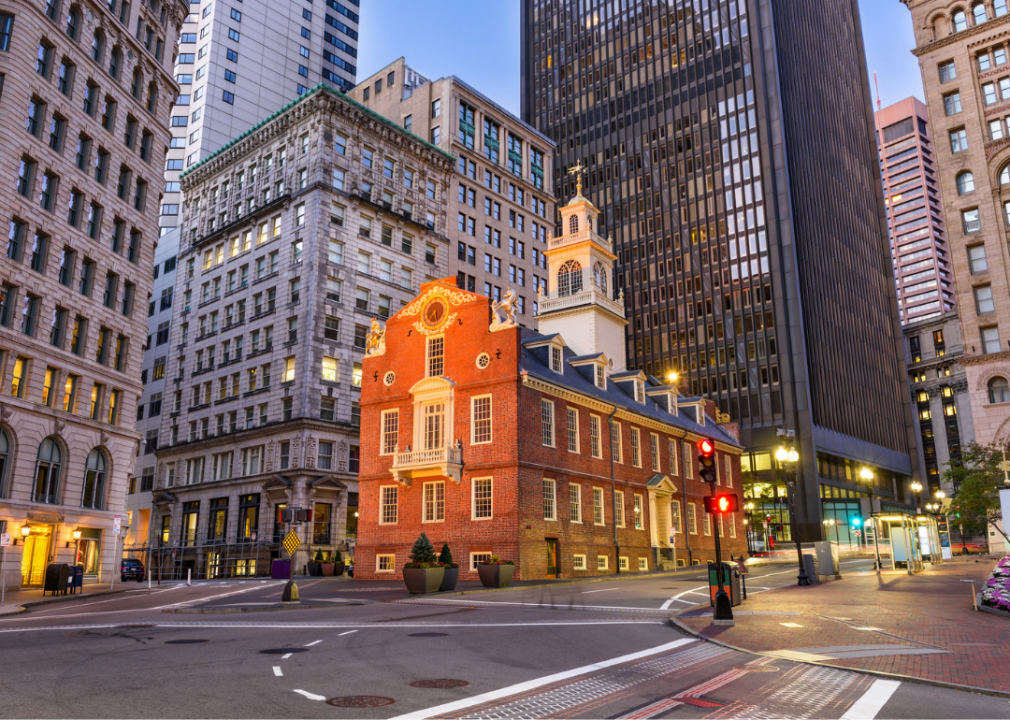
[1001,165,1010,187]
[973,3,988,23]
[558,260,583,297]
[107,0,117,14]
[109,47,121,79]
[90,30,104,63]
[989,377,1010,403]
[33,437,62,504]
[146,82,157,113]
[131,68,142,99]
[958,172,975,194]
[81,449,107,509]
[65,6,79,39]
[568,215,579,235]
[997,0,1009,17]
[0,429,11,498]
[953,10,968,30]
[593,261,608,294]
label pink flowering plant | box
[981,556,1010,613]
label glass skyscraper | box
[521,0,920,540]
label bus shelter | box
[870,512,940,573]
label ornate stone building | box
[151,84,455,577]
[0,0,185,588]
[903,0,1010,449]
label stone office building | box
[151,83,455,577]
[0,0,185,588]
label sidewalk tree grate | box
[260,648,308,654]
[410,679,469,689]
[165,639,209,644]
[733,665,779,672]
[408,632,447,637]
[326,696,395,708]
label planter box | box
[440,567,459,592]
[477,564,514,588]
[321,563,335,577]
[403,566,445,594]
[307,562,322,577]
[334,563,346,577]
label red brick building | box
[356,184,745,581]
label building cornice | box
[960,349,1010,365]
[912,14,1010,56]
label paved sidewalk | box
[0,581,124,614]
[678,555,1010,693]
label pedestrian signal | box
[704,494,739,514]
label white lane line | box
[390,638,696,720]
[0,619,664,633]
[660,585,708,610]
[338,630,357,636]
[840,679,901,719]
[304,639,322,646]
[273,666,283,677]
[294,689,326,701]
[153,580,285,610]
[581,587,620,594]
[282,653,293,659]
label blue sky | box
[356,1,924,117]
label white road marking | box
[390,639,696,720]
[660,585,708,610]
[282,653,293,659]
[338,630,357,636]
[582,587,620,594]
[294,689,326,701]
[304,639,322,646]
[273,666,283,677]
[780,622,804,628]
[153,581,285,610]
[0,619,665,633]
[840,679,901,719]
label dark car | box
[121,558,145,582]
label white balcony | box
[549,229,612,253]
[391,446,462,486]
[537,287,625,318]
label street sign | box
[854,529,862,537]
[112,515,122,536]
[282,529,301,557]
[0,533,9,547]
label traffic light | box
[697,437,717,483]
[851,516,861,527]
[704,494,739,514]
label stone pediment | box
[152,489,177,505]
[262,474,293,491]
[308,474,348,491]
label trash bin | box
[271,559,291,579]
[708,562,742,607]
[70,564,84,593]
[43,563,70,596]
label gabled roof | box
[518,328,740,447]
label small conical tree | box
[409,533,437,564]
[333,549,342,563]
[438,543,453,566]
[313,549,324,562]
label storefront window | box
[312,503,331,544]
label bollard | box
[187,568,191,586]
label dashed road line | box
[338,630,357,636]
[294,689,326,701]
[582,587,620,594]
[282,653,293,659]
[0,619,665,633]
[273,666,283,677]
[304,639,322,646]
[397,597,670,614]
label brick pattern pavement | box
[680,557,1010,692]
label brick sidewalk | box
[679,556,1010,692]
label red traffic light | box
[704,494,739,514]
[697,438,715,456]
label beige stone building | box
[151,83,454,577]
[0,0,185,588]
[904,0,1010,449]
[349,58,556,327]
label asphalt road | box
[1,560,1007,719]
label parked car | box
[121,558,145,582]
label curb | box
[0,589,127,617]
[162,601,364,614]
[667,615,1010,700]
[437,565,711,597]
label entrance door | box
[20,532,51,587]
[546,538,558,578]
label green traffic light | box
[851,517,861,526]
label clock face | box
[422,298,447,328]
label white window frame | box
[425,335,444,377]
[543,477,557,520]
[422,480,445,523]
[380,409,398,455]
[729,512,737,538]
[590,414,602,458]
[471,394,493,445]
[611,420,623,463]
[472,476,493,520]
[572,554,587,571]
[470,551,492,571]
[541,398,555,447]
[669,439,679,475]
[687,502,697,535]
[637,557,648,571]
[615,490,625,527]
[567,406,580,453]
[379,485,398,525]
[725,455,733,488]
[703,513,712,536]
[672,500,682,533]
[630,427,641,468]
[619,556,629,570]
[650,433,660,472]
[376,554,396,573]
[682,441,693,479]
[597,554,609,570]
[569,482,582,523]
[593,486,605,525]
[634,493,643,529]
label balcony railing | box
[391,446,462,485]
[549,229,612,252]
[538,287,624,318]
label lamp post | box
[745,501,755,554]
[776,444,808,586]
[823,518,839,545]
[72,529,82,565]
[911,481,923,512]
[860,467,883,573]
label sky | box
[355,1,925,119]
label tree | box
[438,543,454,567]
[409,533,437,564]
[943,441,1010,545]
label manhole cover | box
[260,648,309,654]
[326,696,396,708]
[165,639,209,644]
[733,665,779,672]
[408,632,447,637]
[410,679,469,689]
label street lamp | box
[823,518,840,545]
[72,528,82,564]
[776,444,809,586]
[744,502,756,553]
[859,467,884,573]
[666,371,679,385]
[20,525,30,538]
[911,481,923,510]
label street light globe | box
[745,502,754,510]
[860,467,873,481]
[72,529,82,541]
[936,490,946,499]
[911,481,922,493]
[775,446,789,462]
[787,448,799,463]
[20,525,30,537]
[667,372,678,384]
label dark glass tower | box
[521,0,920,540]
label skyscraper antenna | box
[874,71,881,110]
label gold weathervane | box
[568,161,584,195]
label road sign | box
[282,529,301,557]
[0,533,9,547]
[112,515,122,536]
[854,529,862,537]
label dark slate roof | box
[568,353,607,363]
[646,474,670,486]
[518,328,740,447]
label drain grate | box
[408,632,447,637]
[260,648,309,654]
[326,696,396,708]
[733,665,779,672]
[165,639,209,644]
[410,679,469,689]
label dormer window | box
[426,336,444,377]
[550,346,563,373]
[635,380,645,404]
[595,364,606,389]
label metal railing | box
[392,446,462,469]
